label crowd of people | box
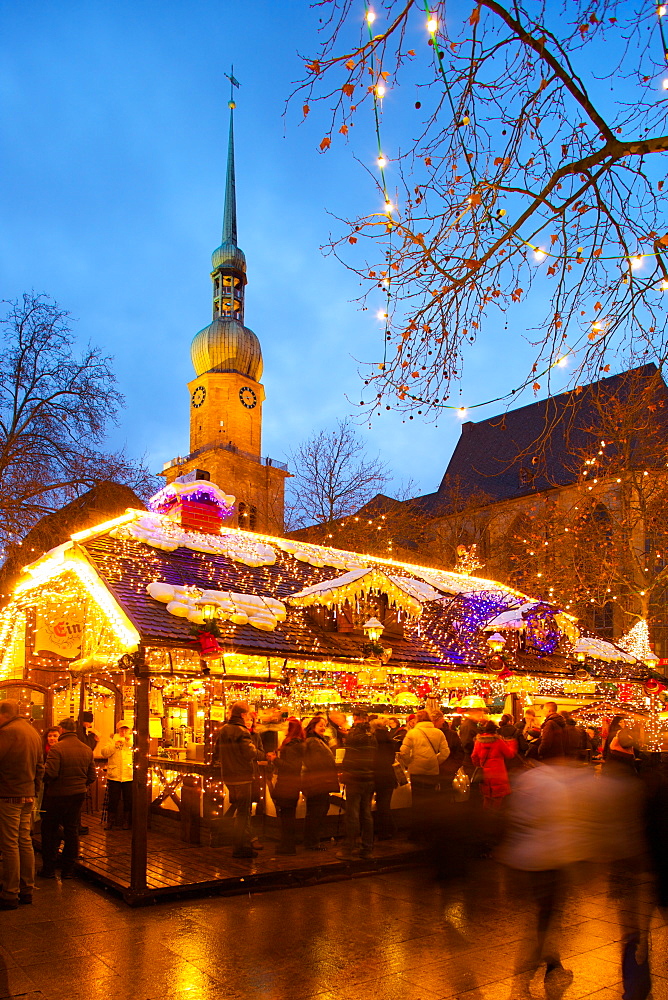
[0,702,137,908]
[212,698,656,859]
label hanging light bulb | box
[375,83,386,98]
[377,154,387,168]
[534,248,547,263]
[366,10,376,24]
[427,14,438,32]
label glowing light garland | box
[345,2,668,416]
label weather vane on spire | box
[225,66,240,109]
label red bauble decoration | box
[417,682,432,699]
[644,679,665,696]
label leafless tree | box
[295,1,668,419]
[286,417,391,530]
[0,293,157,549]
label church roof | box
[436,363,668,507]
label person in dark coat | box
[215,702,259,858]
[561,712,587,759]
[371,717,397,841]
[273,718,305,855]
[302,715,340,851]
[432,712,465,785]
[338,711,376,859]
[518,708,542,757]
[603,715,628,760]
[41,718,96,878]
[459,711,484,763]
[76,711,100,753]
[388,717,406,746]
[0,700,44,908]
[538,703,567,760]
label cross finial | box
[225,66,241,108]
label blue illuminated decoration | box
[525,604,560,656]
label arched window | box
[237,502,257,531]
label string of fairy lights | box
[346,2,668,417]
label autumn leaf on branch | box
[290,0,668,418]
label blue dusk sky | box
[0,0,577,499]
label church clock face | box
[239,386,257,409]
[191,385,206,408]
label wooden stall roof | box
[59,510,645,678]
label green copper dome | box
[191,318,263,380]
[212,240,246,273]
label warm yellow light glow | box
[376,309,388,320]
[663,78,668,89]
[661,279,668,291]
[556,355,569,367]
[363,617,384,642]
[384,200,394,213]
[630,255,644,271]
[486,632,506,653]
[375,83,386,98]
[534,249,547,262]
[366,9,376,23]
[660,5,667,16]
[70,510,139,543]
[427,15,438,32]
[377,155,387,168]
[14,548,140,652]
[457,407,467,418]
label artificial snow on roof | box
[147,581,286,632]
[111,514,276,566]
[275,537,364,571]
[574,636,637,664]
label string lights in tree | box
[296,1,668,421]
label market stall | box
[0,480,663,899]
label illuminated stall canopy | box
[0,501,659,718]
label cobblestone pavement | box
[0,859,665,1000]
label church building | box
[161,98,288,534]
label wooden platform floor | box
[73,816,421,905]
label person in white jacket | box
[100,721,134,830]
[399,710,449,840]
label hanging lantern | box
[486,632,506,654]
[574,649,587,664]
[195,597,221,621]
[363,617,384,642]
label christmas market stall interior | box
[0,479,665,902]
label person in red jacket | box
[471,721,516,810]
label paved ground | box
[0,859,665,1000]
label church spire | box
[221,67,240,246]
[222,107,237,246]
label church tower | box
[161,91,288,534]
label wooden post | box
[130,649,149,895]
